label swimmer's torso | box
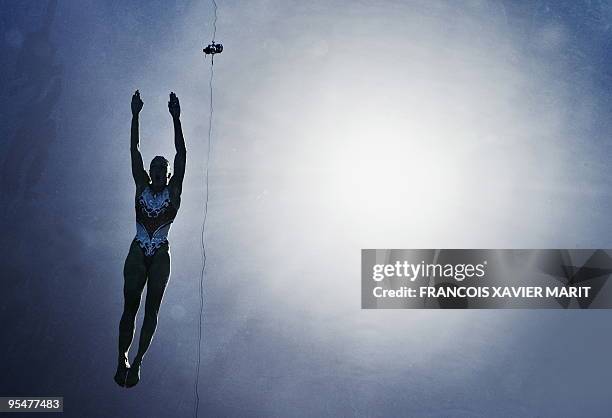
[134,186,178,256]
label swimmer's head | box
[149,155,170,189]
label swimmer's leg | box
[127,244,171,387]
[116,240,147,387]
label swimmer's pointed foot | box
[125,362,140,388]
[114,358,130,387]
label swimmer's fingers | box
[132,90,144,115]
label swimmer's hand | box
[168,92,180,119]
[131,90,144,116]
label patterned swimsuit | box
[134,186,178,257]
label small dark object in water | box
[203,42,223,55]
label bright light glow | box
[135,0,604,375]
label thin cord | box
[195,58,214,418]
[195,3,217,417]
[212,0,217,42]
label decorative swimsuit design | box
[134,186,177,256]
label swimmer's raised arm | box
[130,90,149,188]
[168,92,186,199]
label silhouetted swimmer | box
[114,90,186,388]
